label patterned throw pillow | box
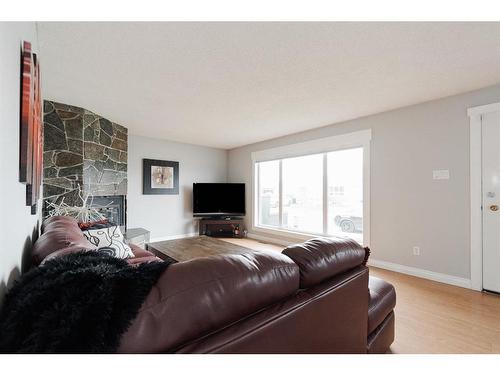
[82,226,135,259]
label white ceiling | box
[38,22,500,149]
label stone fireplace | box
[42,101,128,225]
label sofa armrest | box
[282,236,366,288]
[41,246,91,264]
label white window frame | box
[251,129,371,246]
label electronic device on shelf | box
[193,183,245,218]
[193,183,245,238]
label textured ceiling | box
[38,22,500,149]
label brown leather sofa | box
[32,216,396,353]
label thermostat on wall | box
[433,169,450,180]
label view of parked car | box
[334,215,362,233]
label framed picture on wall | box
[143,159,179,195]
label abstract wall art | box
[19,40,43,214]
[142,159,179,195]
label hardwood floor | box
[222,237,500,354]
[370,267,500,354]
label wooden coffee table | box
[147,235,282,262]
[148,236,282,262]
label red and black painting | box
[19,41,43,214]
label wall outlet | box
[433,169,450,180]
[412,246,421,256]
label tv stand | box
[198,218,245,238]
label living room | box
[1,1,500,372]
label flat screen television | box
[193,183,245,217]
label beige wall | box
[127,134,228,240]
[228,84,500,279]
[0,22,41,304]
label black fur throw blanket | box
[0,252,172,353]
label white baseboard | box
[150,232,198,243]
[149,231,472,290]
[369,259,472,289]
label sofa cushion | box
[126,244,162,265]
[129,245,155,258]
[368,277,396,334]
[118,250,300,353]
[40,215,78,232]
[126,256,162,265]
[43,241,162,266]
[282,237,366,288]
[33,216,97,266]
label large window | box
[326,148,363,243]
[257,160,280,227]
[253,131,370,244]
[282,154,323,234]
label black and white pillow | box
[83,225,135,259]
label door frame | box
[468,101,500,291]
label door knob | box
[490,205,499,212]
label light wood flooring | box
[221,237,500,354]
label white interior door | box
[482,111,500,293]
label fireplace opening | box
[88,195,127,230]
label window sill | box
[253,225,327,241]
[251,225,363,246]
